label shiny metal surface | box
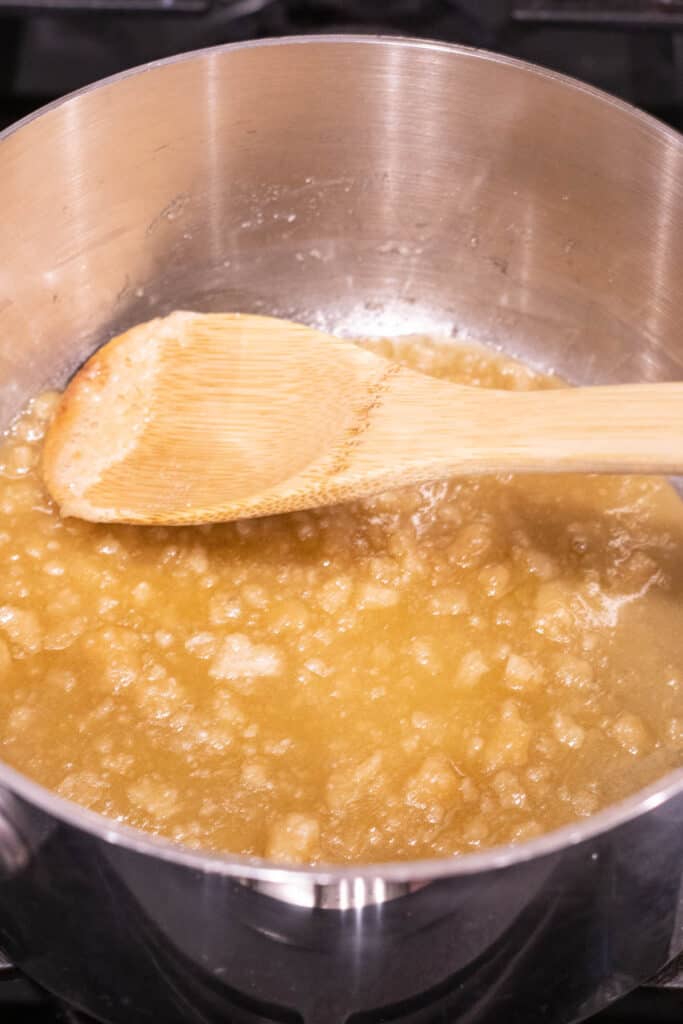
[0,815,27,880]
[0,35,682,1023]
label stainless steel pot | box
[0,35,682,1024]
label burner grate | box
[514,0,683,27]
[2,960,683,1023]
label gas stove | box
[1,956,683,1022]
[0,1,682,132]
[0,3,682,1022]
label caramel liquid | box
[0,337,681,863]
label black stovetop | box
[0,0,682,133]
[0,2,682,1021]
[1,965,683,1023]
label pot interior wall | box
[0,38,682,432]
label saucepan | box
[0,36,682,1024]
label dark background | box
[0,1,682,132]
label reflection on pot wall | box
[0,783,682,1023]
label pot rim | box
[0,33,682,885]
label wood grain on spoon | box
[42,311,683,525]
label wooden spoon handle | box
[347,372,683,482]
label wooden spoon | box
[42,310,683,525]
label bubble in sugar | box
[185,632,217,659]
